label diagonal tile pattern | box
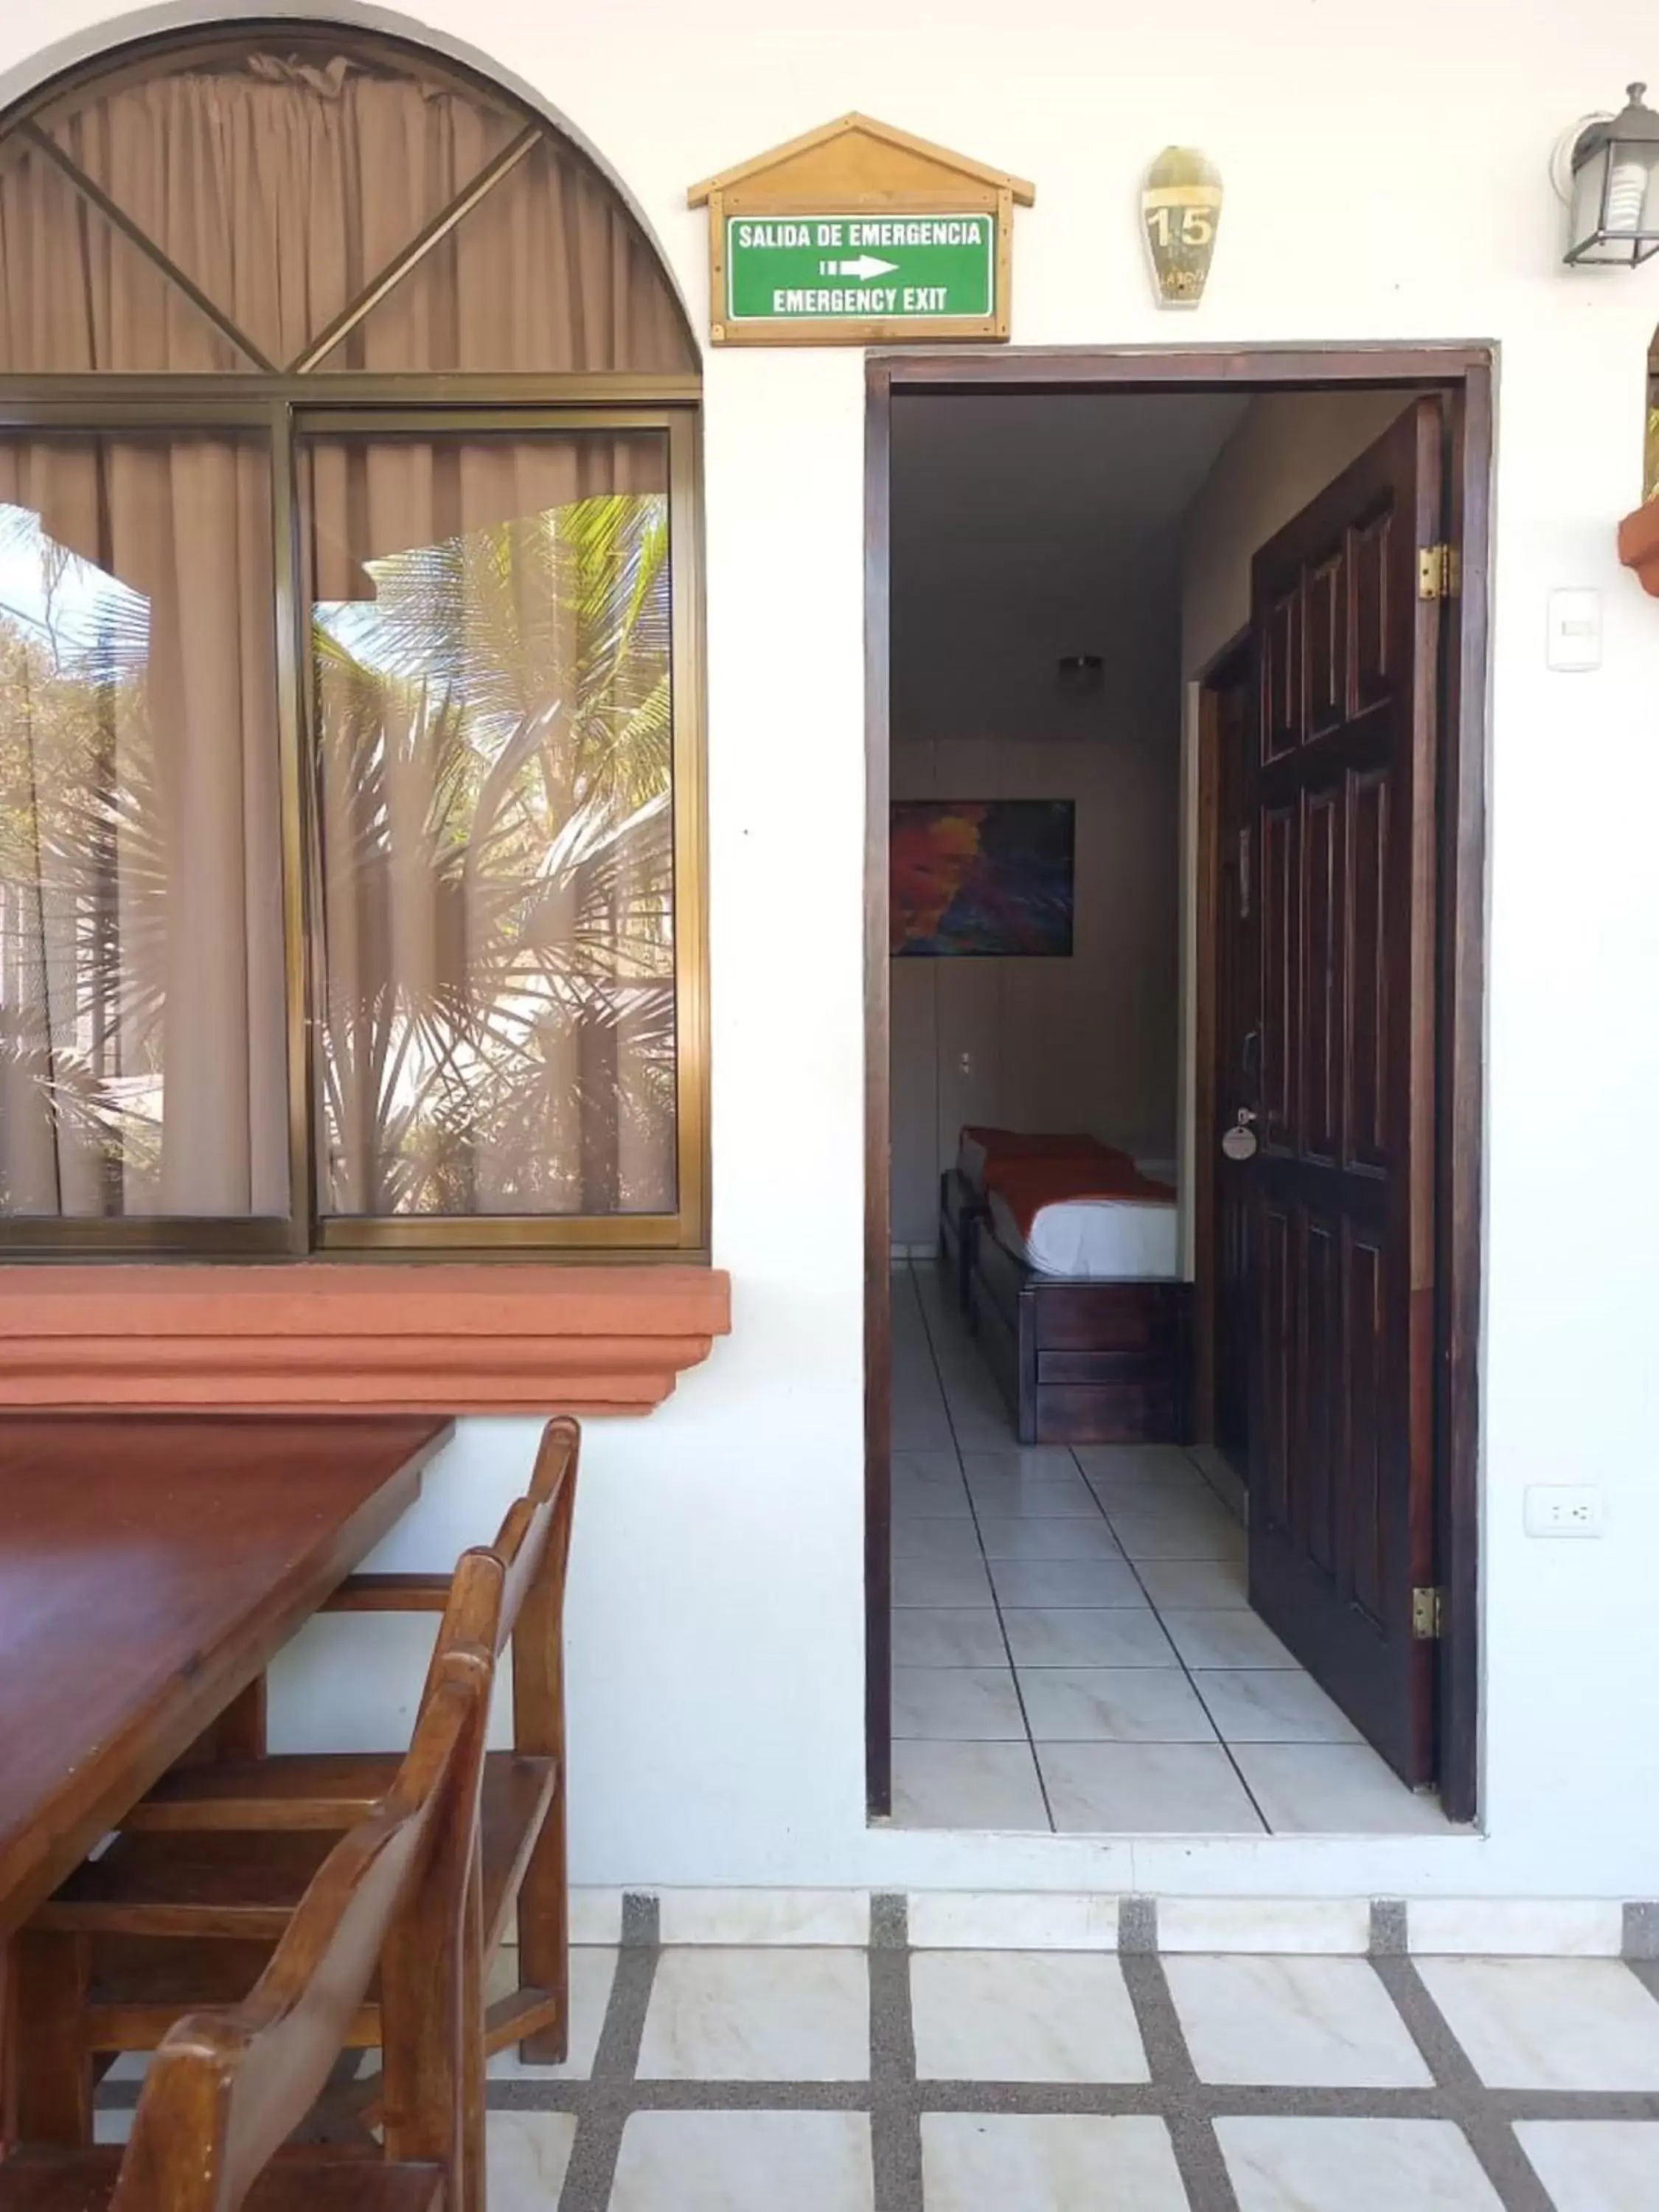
[888,1260,1455,1837]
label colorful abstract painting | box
[890,799,1076,957]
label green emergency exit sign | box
[723,212,996,327]
[691,114,1032,347]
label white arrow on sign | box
[834,254,899,279]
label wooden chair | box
[13,1417,580,2148]
[0,1549,501,2212]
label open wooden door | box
[1241,397,1445,1788]
[1208,649,1256,1481]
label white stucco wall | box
[9,0,1659,1902]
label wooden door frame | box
[866,343,1490,1826]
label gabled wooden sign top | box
[688,114,1035,347]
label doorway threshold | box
[890,1261,1455,1840]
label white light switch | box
[1547,588,1602,671]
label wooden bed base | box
[956,1194,1193,1447]
[936,1168,985,1315]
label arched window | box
[0,26,705,1256]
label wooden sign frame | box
[687,113,1034,347]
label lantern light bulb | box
[1607,156,1650,230]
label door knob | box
[1222,1107,1259,1161]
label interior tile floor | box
[889,1259,1455,1837]
[97,1909,1659,2210]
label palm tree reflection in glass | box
[0,504,171,1211]
[311,484,678,1220]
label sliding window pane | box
[0,434,287,1218]
[302,430,677,1219]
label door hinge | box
[1418,543,1461,601]
[1411,1586,1444,1640]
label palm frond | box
[311,478,678,1214]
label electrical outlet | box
[1523,1484,1605,1538]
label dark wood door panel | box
[1217,1173,1251,1465]
[1260,801,1299,1155]
[1262,583,1302,760]
[1249,1513,1413,1775]
[1307,540,1349,740]
[1301,783,1343,1166]
[1343,1217,1388,1627]
[1259,1197,1295,1537]
[1302,1206,1340,1576]
[1352,498,1396,712]
[1346,765,1391,1174]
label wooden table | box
[0,1415,451,1943]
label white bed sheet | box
[988,1188,1178,1279]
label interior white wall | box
[11,0,1659,1900]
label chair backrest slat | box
[492,1416,579,1652]
[111,1548,506,2212]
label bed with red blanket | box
[938,1126,1115,1311]
[937,1127,1192,1445]
[984,1150,1178,1280]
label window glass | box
[0,434,287,1217]
[302,430,676,1218]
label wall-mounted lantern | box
[1141,147,1222,307]
[1559,83,1659,267]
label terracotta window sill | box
[0,1263,731,1416]
[1618,499,1659,596]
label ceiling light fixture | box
[1057,654,1105,698]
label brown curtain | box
[0,435,286,1215]
[0,46,695,375]
[304,432,677,1220]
